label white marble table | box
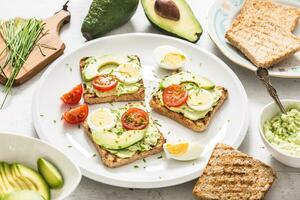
[0,0,299,199]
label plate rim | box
[206,0,300,78]
[33,33,249,188]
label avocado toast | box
[80,55,145,104]
[150,71,228,132]
[83,102,165,168]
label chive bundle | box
[0,18,44,108]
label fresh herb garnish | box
[0,18,53,108]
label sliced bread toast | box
[236,0,300,32]
[80,56,145,104]
[193,143,276,200]
[83,103,166,168]
[225,19,300,68]
[149,86,228,132]
[225,0,300,68]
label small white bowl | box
[259,99,300,168]
[0,133,81,200]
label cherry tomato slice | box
[162,84,188,107]
[121,108,149,130]
[60,84,83,105]
[63,104,89,124]
[92,75,118,92]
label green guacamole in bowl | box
[264,108,300,157]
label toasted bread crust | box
[149,87,228,132]
[80,57,145,104]
[193,143,276,200]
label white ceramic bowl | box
[259,99,300,168]
[0,133,81,199]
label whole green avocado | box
[81,0,139,40]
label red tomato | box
[92,75,118,92]
[63,104,89,124]
[60,84,83,105]
[121,108,149,130]
[162,84,188,107]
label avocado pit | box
[154,0,180,21]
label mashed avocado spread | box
[264,108,300,157]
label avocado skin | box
[81,0,139,40]
[145,14,202,43]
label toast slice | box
[193,143,276,200]
[150,86,228,132]
[226,19,300,68]
[80,56,145,104]
[225,0,300,68]
[83,103,166,168]
[235,0,300,32]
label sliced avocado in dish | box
[0,162,14,194]
[1,190,44,200]
[10,164,36,192]
[2,162,22,191]
[81,0,139,40]
[37,158,64,189]
[161,71,215,89]
[92,130,145,150]
[11,163,50,200]
[141,0,202,43]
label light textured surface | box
[0,0,299,199]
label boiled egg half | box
[187,89,214,112]
[87,108,116,132]
[163,142,204,161]
[114,62,142,84]
[154,45,188,70]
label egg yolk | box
[166,143,189,156]
[164,53,185,65]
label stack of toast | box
[225,0,300,68]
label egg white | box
[163,142,204,161]
[87,108,116,132]
[153,45,188,70]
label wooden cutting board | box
[0,5,71,86]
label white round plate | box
[0,132,81,200]
[207,0,300,78]
[33,33,249,188]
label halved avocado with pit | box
[141,0,202,43]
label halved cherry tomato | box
[121,108,149,130]
[92,75,118,92]
[60,84,83,105]
[162,84,188,107]
[63,104,89,124]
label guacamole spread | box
[264,108,300,157]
